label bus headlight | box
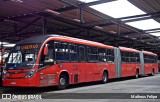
[2,71,9,78]
[25,71,35,78]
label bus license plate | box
[11,82,16,85]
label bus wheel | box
[102,71,108,84]
[135,70,139,79]
[151,69,155,76]
[58,74,68,90]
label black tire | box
[58,74,68,90]
[102,71,108,84]
[135,70,139,79]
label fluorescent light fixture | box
[45,9,60,15]
[109,31,117,34]
[126,19,160,30]
[90,0,145,18]
[4,19,19,23]
[78,0,98,3]
[94,26,103,30]
[73,19,81,22]
[150,33,160,37]
[132,38,137,40]
[141,40,144,42]
[11,0,23,3]
[3,44,16,47]
[0,42,9,45]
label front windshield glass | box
[5,43,40,70]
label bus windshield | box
[5,43,40,70]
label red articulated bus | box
[2,35,158,89]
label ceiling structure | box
[0,0,160,54]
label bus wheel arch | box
[102,70,108,84]
[135,68,139,79]
[58,71,69,90]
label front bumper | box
[2,78,39,87]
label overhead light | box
[132,38,137,40]
[109,31,117,34]
[4,19,19,23]
[3,44,16,47]
[94,26,103,30]
[45,9,60,15]
[0,42,9,45]
[11,0,23,3]
[73,19,81,22]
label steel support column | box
[87,29,90,40]
[14,22,17,34]
[117,23,120,35]
[43,18,47,35]
[80,6,84,24]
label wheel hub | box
[60,78,65,85]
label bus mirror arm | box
[54,61,57,65]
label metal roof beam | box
[122,15,160,23]
[119,12,160,21]
[17,17,41,33]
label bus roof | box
[119,47,140,53]
[17,34,60,44]
[17,34,115,49]
[48,35,115,49]
[142,51,157,56]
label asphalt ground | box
[0,73,160,102]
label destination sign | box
[20,44,39,50]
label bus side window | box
[135,53,140,63]
[79,46,86,62]
[98,48,107,62]
[69,43,78,62]
[88,47,98,62]
[55,41,69,61]
[121,51,125,63]
[107,49,114,62]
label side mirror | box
[2,48,5,56]
[43,44,48,56]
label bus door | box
[78,46,87,83]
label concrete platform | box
[0,74,160,102]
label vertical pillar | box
[14,22,17,34]
[140,34,142,41]
[87,29,90,40]
[117,24,120,35]
[43,18,47,35]
[113,37,116,47]
[80,6,84,24]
